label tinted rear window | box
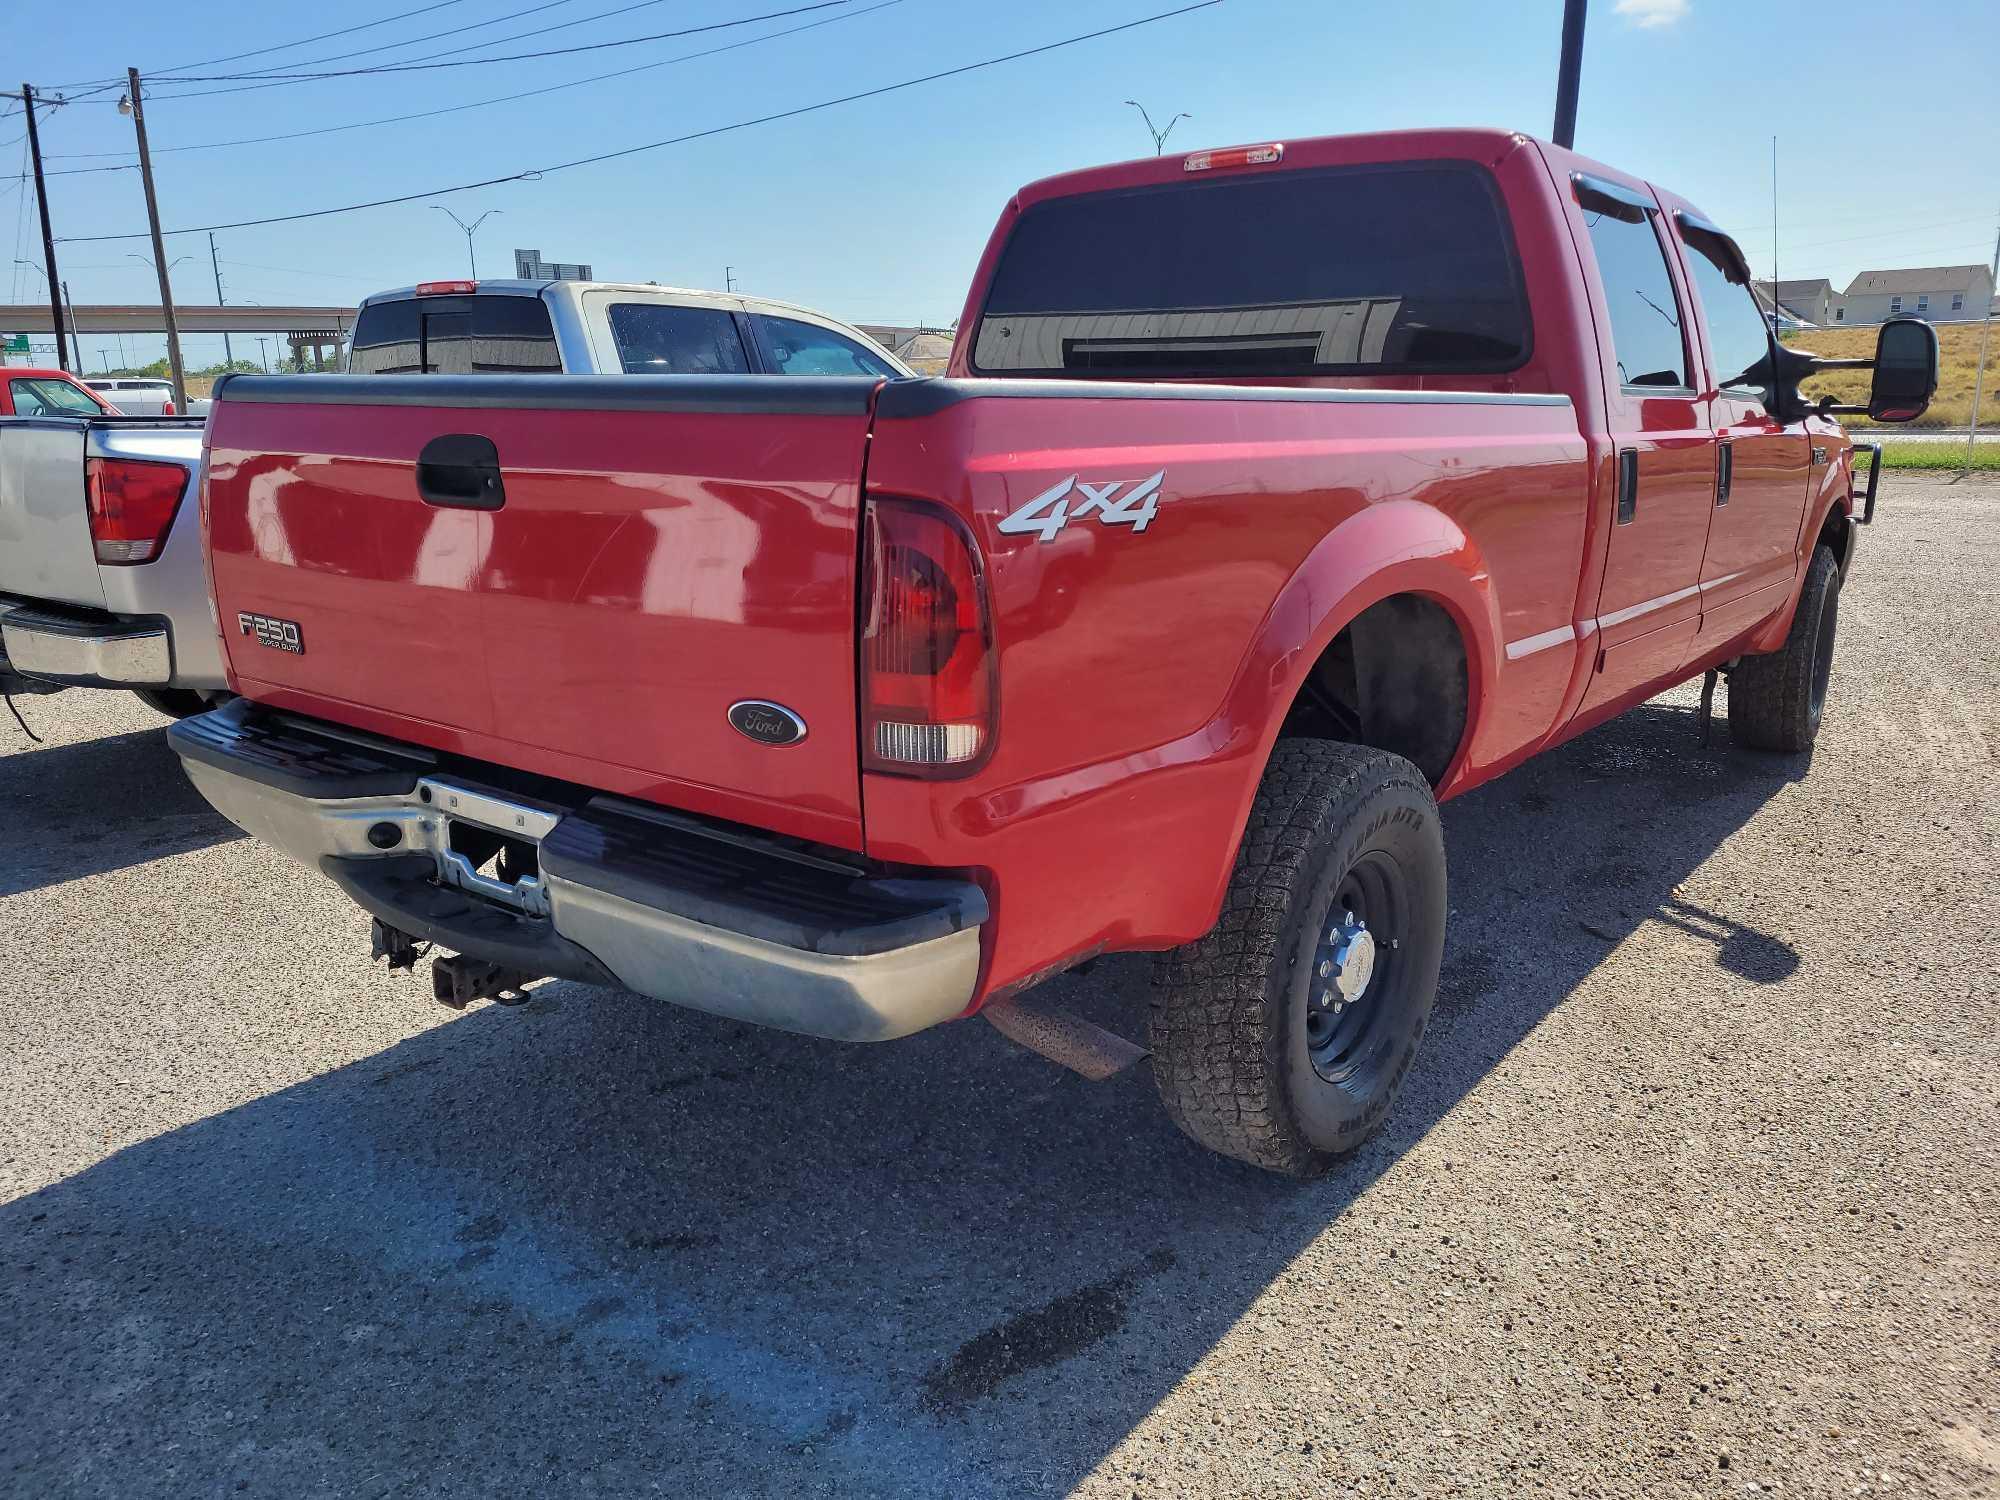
[973,162,1530,378]
[347,294,561,374]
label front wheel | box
[1150,740,1447,1176]
[1729,545,1841,753]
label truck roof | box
[1006,126,1718,230]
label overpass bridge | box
[1,304,356,368]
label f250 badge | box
[997,470,1166,543]
[237,611,304,655]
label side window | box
[1681,234,1773,397]
[9,378,103,416]
[1582,208,1690,389]
[753,315,897,378]
[607,304,751,375]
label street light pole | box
[120,68,188,411]
[432,206,501,278]
[1124,100,1189,156]
[18,84,72,372]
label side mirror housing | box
[1868,316,1939,423]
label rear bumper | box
[168,700,987,1042]
[0,603,172,688]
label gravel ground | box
[2,473,1996,1499]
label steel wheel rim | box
[1305,850,1407,1085]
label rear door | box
[1672,218,1814,645]
[1564,172,1716,717]
[577,291,757,375]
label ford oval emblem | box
[727,700,808,747]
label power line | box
[144,0,587,93]
[42,0,480,89]
[146,1,855,89]
[57,0,1223,243]
[154,0,672,87]
[47,2,901,162]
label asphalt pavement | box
[3,473,1996,1499]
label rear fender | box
[1201,500,1497,910]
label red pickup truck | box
[170,128,1936,1174]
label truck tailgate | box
[204,374,881,847]
[0,419,104,608]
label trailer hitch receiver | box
[431,952,540,1009]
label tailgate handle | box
[416,434,505,511]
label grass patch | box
[1782,322,1999,429]
[1872,440,2000,471]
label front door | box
[1675,226,1815,648]
[1566,174,1716,718]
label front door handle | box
[1616,447,1639,524]
[1716,439,1733,507]
[416,433,506,511]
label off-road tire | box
[1150,740,1447,1176]
[132,688,209,720]
[1729,545,1841,753]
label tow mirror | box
[1868,317,1939,423]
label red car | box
[0,366,119,418]
[169,128,1936,1174]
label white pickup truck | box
[344,278,911,378]
[0,413,224,718]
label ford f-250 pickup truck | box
[168,128,1936,1174]
[1,371,223,719]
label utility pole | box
[208,232,235,370]
[120,69,187,411]
[1552,0,1586,149]
[1124,100,1189,156]
[18,84,72,372]
[1965,209,1998,467]
[725,265,738,292]
[61,281,82,370]
[253,336,270,374]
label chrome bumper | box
[170,706,986,1043]
[0,605,172,687]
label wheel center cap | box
[1331,923,1376,1003]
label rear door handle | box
[416,433,506,511]
[1715,440,1733,507]
[1615,447,1639,524]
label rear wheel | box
[132,688,209,720]
[1149,740,1447,1176]
[1729,546,1840,753]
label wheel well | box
[1277,593,1469,786]
[1817,506,1852,574]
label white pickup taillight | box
[85,456,189,565]
[861,499,995,778]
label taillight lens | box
[85,456,188,565]
[861,499,995,777]
[161,400,176,416]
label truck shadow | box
[0,725,245,898]
[0,699,1810,1496]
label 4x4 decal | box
[997,471,1166,542]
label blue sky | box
[8,0,1997,371]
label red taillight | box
[861,499,995,777]
[85,457,188,565]
[161,399,176,416]
[416,279,477,295]
[1183,142,1284,173]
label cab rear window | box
[347,294,561,374]
[973,161,1530,378]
